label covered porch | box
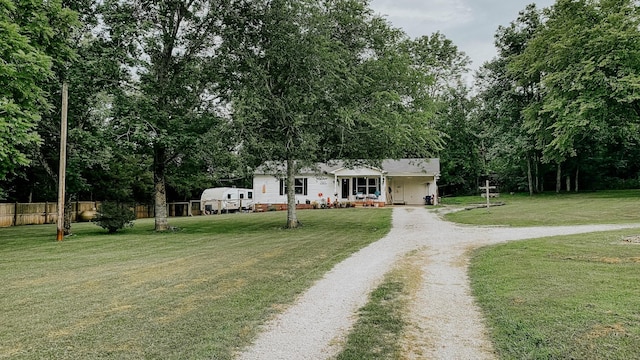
[330,167,388,205]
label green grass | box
[470,230,640,359]
[442,190,640,226]
[0,209,391,360]
[445,190,640,358]
[336,251,421,360]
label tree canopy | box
[475,0,640,194]
[0,0,77,181]
[221,0,445,227]
[100,0,234,231]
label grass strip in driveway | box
[470,229,640,359]
[336,250,422,360]
[0,209,391,360]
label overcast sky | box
[369,0,556,74]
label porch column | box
[433,175,439,205]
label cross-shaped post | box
[479,180,497,209]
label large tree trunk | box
[286,158,299,229]
[154,145,169,231]
[527,155,534,196]
[556,163,562,193]
[566,176,571,192]
[575,166,579,192]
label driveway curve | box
[238,207,640,360]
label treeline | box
[1,0,639,226]
[468,0,640,195]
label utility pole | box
[57,82,68,241]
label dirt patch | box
[511,297,526,305]
[463,202,505,211]
[585,323,627,340]
[399,249,431,359]
[622,235,640,244]
[599,257,622,264]
[591,256,640,264]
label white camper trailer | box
[200,187,254,214]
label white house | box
[253,159,440,206]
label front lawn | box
[0,209,391,359]
[470,230,640,359]
[454,190,640,358]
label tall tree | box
[10,0,131,234]
[101,0,230,231]
[516,0,640,191]
[0,0,77,182]
[222,0,443,228]
[404,32,470,98]
[475,4,545,194]
[436,84,483,195]
[401,32,477,195]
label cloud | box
[371,0,473,31]
[369,0,557,76]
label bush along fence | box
[0,201,202,228]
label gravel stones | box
[238,207,640,360]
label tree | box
[515,0,640,191]
[400,33,478,195]
[436,84,483,195]
[6,0,131,235]
[0,0,76,181]
[475,4,546,194]
[221,0,443,228]
[93,201,135,233]
[101,0,231,231]
[404,32,470,98]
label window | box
[248,191,253,199]
[356,177,367,194]
[368,178,377,195]
[354,177,379,196]
[227,193,231,199]
[280,178,308,195]
[240,193,244,199]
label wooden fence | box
[0,201,202,228]
[0,201,97,227]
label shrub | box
[93,202,136,233]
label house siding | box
[253,159,440,207]
[254,175,339,205]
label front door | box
[341,178,350,199]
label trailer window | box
[227,194,231,199]
[248,191,253,199]
[240,193,244,199]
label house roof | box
[381,159,440,176]
[254,159,440,177]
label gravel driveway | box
[238,207,640,360]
